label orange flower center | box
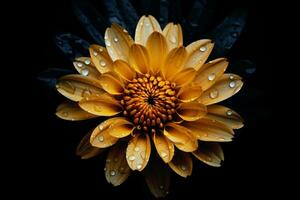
[121,74,178,134]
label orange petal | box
[192,142,224,167]
[73,60,101,79]
[162,46,187,79]
[79,95,123,116]
[105,142,131,186]
[162,23,183,50]
[106,118,135,138]
[168,151,193,178]
[113,60,136,81]
[144,156,170,198]
[164,123,198,152]
[89,45,113,74]
[176,102,207,121]
[126,134,151,171]
[206,105,244,129]
[177,84,203,102]
[104,24,134,62]
[56,74,105,101]
[98,72,124,95]
[197,73,243,105]
[193,58,228,91]
[76,131,105,159]
[135,15,162,46]
[153,133,174,163]
[56,101,97,121]
[146,32,168,74]
[129,44,150,74]
[90,118,121,148]
[171,68,196,87]
[184,39,214,70]
[182,118,234,142]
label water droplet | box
[113,37,118,42]
[209,90,218,99]
[208,73,216,81]
[159,185,164,190]
[62,112,68,117]
[99,125,103,131]
[105,40,111,47]
[199,46,207,52]
[161,151,167,158]
[226,110,233,116]
[137,164,142,169]
[98,136,104,142]
[229,81,236,88]
[123,29,128,33]
[81,69,89,76]
[169,36,177,44]
[100,60,106,67]
[181,165,187,171]
[104,35,108,40]
[84,59,91,65]
[93,51,98,56]
[99,48,103,52]
[104,167,107,171]
[129,155,136,161]
[232,32,238,38]
[110,170,116,176]
[77,62,83,67]
[134,147,140,152]
[229,75,234,80]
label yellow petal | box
[146,32,168,74]
[105,142,131,186]
[113,60,136,81]
[184,39,214,70]
[176,102,207,121]
[56,74,105,101]
[126,134,151,171]
[182,118,234,142]
[192,142,224,167]
[177,83,203,102]
[171,68,196,87]
[144,157,170,198]
[162,46,187,79]
[193,58,228,91]
[153,133,174,163]
[135,15,162,46]
[98,72,124,95]
[76,131,105,159]
[164,123,198,152]
[73,60,101,79]
[206,105,244,129]
[79,95,122,116]
[90,118,121,148]
[89,45,113,74]
[162,23,183,50]
[56,102,97,121]
[104,24,134,62]
[129,44,150,74]
[106,118,135,138]
[197,73,243,105]
[168,151,192,178]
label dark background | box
[12,0,271,199]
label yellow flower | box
[56,15,244,197]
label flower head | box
[56,15,243,197]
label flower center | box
[121,74,178,134]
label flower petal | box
[146,32,168,74]
[79,95,123,116]
[106,118,135,138]
[75,57,95,67]
[168,151,192,178]
[56,74,105,101]
[113,60,136,81]
[104,24,134,62]
[184,39,214,70]
[176,102,207,121]
[73,60,101,79]
[90,118,121,148]
[56,102,97,121]
[164,123,198,152]
[126,134,151,171]
[153,133,174,163]
[89,45,114,74]
[182,118,234,142]
[171,68,196,87]
[192,142,224,167]
[162,23,183,50]
[177,84,203,102]
[105,142,131,186]
[193,58,228,91]
[76,131,105,159]
[144,156,170,198]
[129,44,150,74]
[98,72,124,95]
[197,73,243,105]
[206,105,244,129]
[135,15,162,46]
[162,46,187,79]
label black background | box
[12,0,271,199]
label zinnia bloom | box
[56,15,244,197]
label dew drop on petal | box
[137,164,142,169]
[81,69,89,76]
[199,46,207,52]
[93,51,98,56]
[100,60,106,67]
[105,40,111,47]
[113,37,118,42]
[62,112,68,117]
[159,185,164,190]
[134,147,140,152]
[208,73,216,81]
[98,136,104,142]
[99,47,103,52]
[229,81,236,88]
[110,170,116,176]
[209,90,218,99]
[181,165,187,171]
[77,62,83,67]
[123,29,128,33]
[84,59,91,65]
[226,110,233,116]
[229,75,234,80]
[104,167,107,171]
[129,155,136,161]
